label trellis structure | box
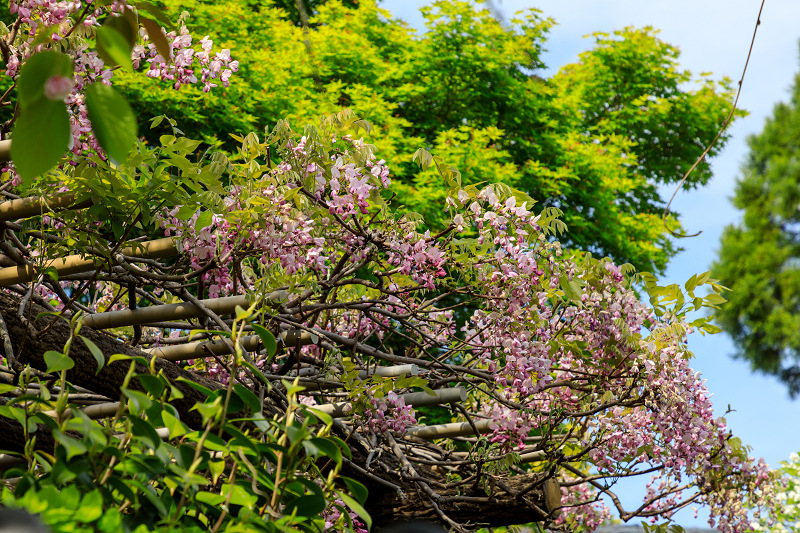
[0,144,564,530]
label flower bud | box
[44,75,74,101]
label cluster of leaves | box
[112,0,738,274]
[1,0,237,186]
[0,311,368,533]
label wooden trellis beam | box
[83,294,249,329]
[313,387,467,418]
[406,418,494,440]
[82,290,286,330]
[146,330,309,361]
[0,193,91,221]
[0,237,178,286]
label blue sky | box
[379,0,800,528]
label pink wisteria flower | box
[44,75,74,101]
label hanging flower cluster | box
[363,391,417,435]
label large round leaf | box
[11,99,70,185]
[95,25,133,71]
[85,83,138,164]
[17,51,73,108]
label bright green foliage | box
[712,69,800,397]
[11,51,74,184]
[114,0,737,274]
[0,315,365,533]
[85,83,138,164]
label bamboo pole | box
[0,193,92,221]
[83,295,249,329]
[0,140,9,162]
[41,401,121,421]
[312,387,467,418]
[146,329,308,361]
[0,237,178,286]
[406,418,494,440]
[82,290,286,330]
[290,364,421,391]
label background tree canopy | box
[712,62,800,398]
[114,0,737,275]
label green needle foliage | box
[712,65,800,398]
[114,0,737,274]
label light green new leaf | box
[85,83,138,164]
[11,99,70,186]
[337,491,372,529]
[194,210,213,232]
[80,489,104,523]
[44,349,74,373]
[80,336,105,373]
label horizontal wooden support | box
[0,140,9,163]
[313,387,466,418]
[0,237,178,287]
[0,193,92,221]
[83,290,287,330]
[42,401,121,421]
[406,418,494,439]
[83,295,249,329]
[147,329,308,361]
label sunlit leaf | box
[85,83,138,163]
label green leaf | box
[0,384,19,395]
[17,51,73,108]
[221,482,257,507]
[134,1,175,29]
[194,210,213,232]
[11,99,70,186]
[85,83,138,164]
[285,494,326,517]
[337,491,372,529]
[108,353,148,366]
[195,490,225,506]
[341,476,368,505]
[162,409,187,439]
[305,437,342,466]
[95,25,133,70]
[80,336,105,373]
[124,389,153,413]
[139,17,172,64]
[252,324,277,358]
[104,9,139,49]
[175,204,198,220]
[138,374,165,397]
[44,349,74,373]
[128,414,162,449]
[80,489,104,523]
[232,383,261,414]
[54,430,87,460]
